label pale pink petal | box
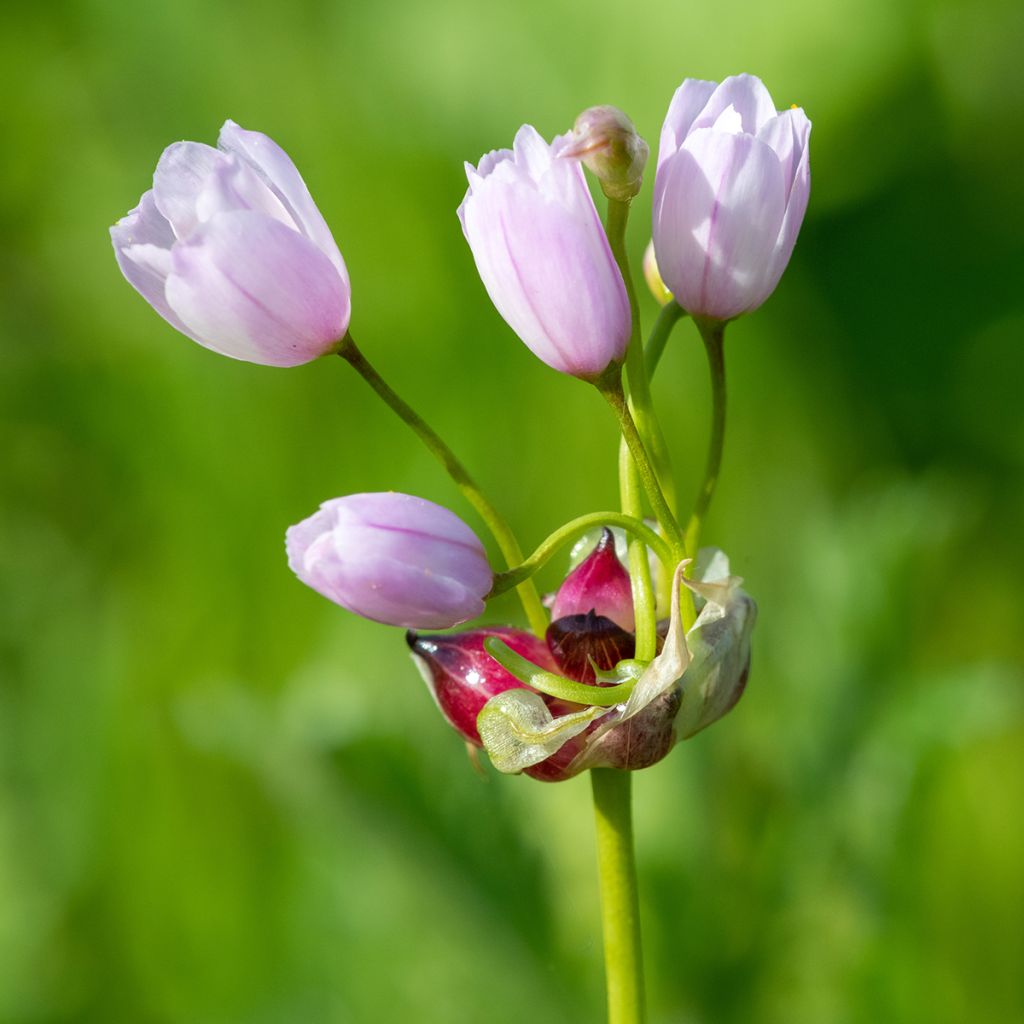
[194,157,297,228]
[691,74,778,134]
[110,190,202,342]
[654,130,787,320]
[152,142,227,239]
[217,120,347,280]
[165,210,349,367]
[657,78,718,171]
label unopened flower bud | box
[286,493,493,629]
[642,240,674,306]
[561,105,649,201]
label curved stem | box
[639,301,686,612]
[598,372,686,563]
[337,334,548,635]
[591,768,645,1024]
[617,439,658,661]
[645,301,686,376]
[602,199,659,664]
[489,511,673,597]
[683,321,727,557]
[484,637,638,706]
[606,200,677,515]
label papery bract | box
[458,125,631,379]
[111,120,351,367]
[652,74,811,321]
[286,493,492,629]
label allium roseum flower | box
[286,493,493,629]
[652,74,811,322]
[410,530,755,781]
[458,125,631,380]
[111,121,351,367]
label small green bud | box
[561,105,649,201]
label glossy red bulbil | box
[410,532,652,779]
[407,627,557,744]
[550,528,635,631]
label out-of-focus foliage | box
[1,0,1022,1021]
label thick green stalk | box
[489,511,673,597]
[683,321,727,557]
[591,768,645,1024]
[337,334,548,635]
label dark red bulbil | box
[410,532,652,779]
[408,528,705,781]
[545,611,635,683]
[407,627,556,744]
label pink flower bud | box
[458,125,631,380]
[408,628,557,744]
[286,493,492,629]
[561,105,649,201]
[652,75,811,322]
[550,528,635,631]
[111,121,351,367]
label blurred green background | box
[2,0,1023,1021]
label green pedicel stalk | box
[337,333,548,636]
[645,301,685,375]
[606,199,677,513]
[683,320,727,558]
[598,373,686,566]
[488,511,673,598]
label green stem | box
[598,372,686,563]
[640,301,686,612]
[617,438,658,661]
[591,768,645,1024]
[645,301,686,376]
[606,200,677,516]
[337,334,547,636]
[489,511,673,597]
[604,199,663,664]
[683,321,727,558]
[484,638,639,706]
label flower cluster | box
[112,74,809,782]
